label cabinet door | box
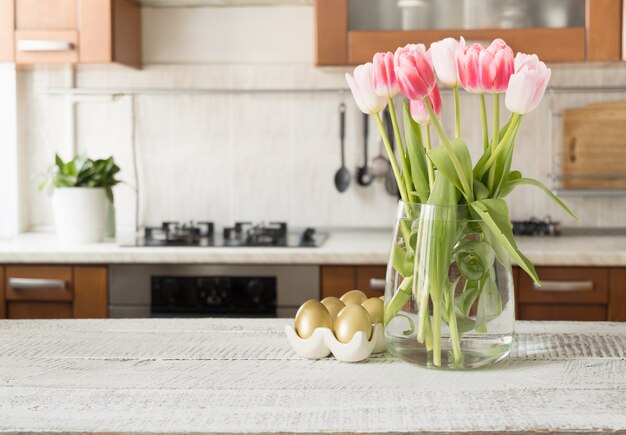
[15,0,77,30]
[321,266,355,299]
[355,266,386,298]
[321,265,387,299]
[0,266,4,318]
[608,268,626,321]
[74,266,108,318]
[0,0,14,61]
[315,0,622,65]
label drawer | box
[15,30,79,64]
[16,0,77,30]
[356,266,387,298]
[519,267,608,304]
[7,302,73,319]
[6,266,73,302]
[519,304,606,321]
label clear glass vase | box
[384,201,515,369]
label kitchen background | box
[2,3,626,238]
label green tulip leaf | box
[402,101,430,203]
[470,198,540,286]
[499,177,579,220]
[428,138,474,201]
[454,240,496,280]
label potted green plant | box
[39,154,120,244]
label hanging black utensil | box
[334,102,351,193]
[357,112,373,186]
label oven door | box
[109,264,320,318]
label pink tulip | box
[409,83,442,125]
[372,52,400,98]
[479,39,514,93]
[456,38,483,93]
[505,53,551,114]
[345,63,388,115]
[394,43,436,101]
[430,38,460,87]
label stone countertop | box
[0,230,626,266]
[0,318,624,434]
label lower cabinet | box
[0,265,108,319]
[322,265,626,322]
[321,265,386,299]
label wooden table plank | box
[0,319,624,434]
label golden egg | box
[333,304,373,343]
[340,289,368,305]
[361,297,384,324]
[321,297,345,320]
[294,299,332,339]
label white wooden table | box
[0,319,624,434]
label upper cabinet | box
[315,0,623,65]
[0,0,141,67]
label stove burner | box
[223,222,288,247]
[512,217,560,236]
[144,221,214,246]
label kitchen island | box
[0,318,624,434]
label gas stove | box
[131,221,325,248]
[512,217,560,236]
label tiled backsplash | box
[15,62,626,233]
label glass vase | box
[384,201,515,369]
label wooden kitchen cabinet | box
[321,265,386,299]
[315,0,622,65]
[609,268,626,321]
[1,264,108,319]
[0,0,141,67]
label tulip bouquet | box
[346,38,578,367]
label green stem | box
[475,113,522,179]
[424,126,435,188]
[387,97,406,159]
[423,305,433,352]
[425,98,473,199]
[487,94,500,191]
[453,86,461,139]
[374,113,413,249]
[375,112,408,203]
[448,292,463,365]
[480,94,489,151]
[432,290,441,367]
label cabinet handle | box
[9,278,66,289]
[369,278,386,291]
[532,280,594,292]
[17,40,74,52]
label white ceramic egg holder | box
[284,323,386,362]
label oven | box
[109,264,320,318]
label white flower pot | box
[52,188,108,244]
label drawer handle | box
[369,278,386,291]
[533,280,594,292]
[9,278,66,289]
[17,40,74,52]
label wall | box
[11,5,626,237]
